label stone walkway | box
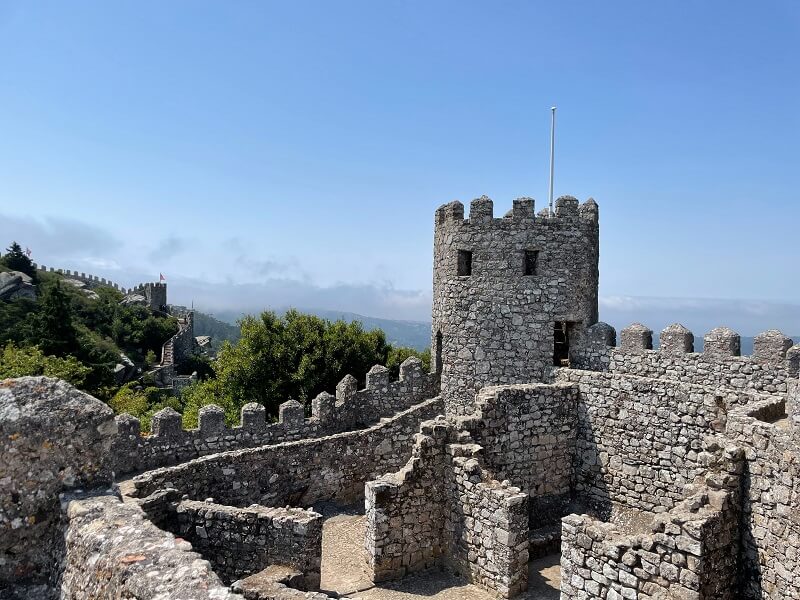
[319,510,560,600]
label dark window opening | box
[553,321,575,366]
[523,250,539,276]
[457,250,472,276]
[435,331,443,375]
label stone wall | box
[175,500,323,587]
[59,494,242,600]
[432,195,599,415]
[128,396,444,507]
[366,418,451,582]
[560,444,743,600]
[0,377,117,584]
[112,357,439,475]
[34,264,129,293]
[366,416,530,598]
[555,369,747,514]
[575,322,797,395]
[727,396,800,598]
[169,310,195,364]
[467,382,578,521]
[447,446,529,598]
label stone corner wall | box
[726,397,800,598]
[468,382,578,523]
[560,443,744,600]
[365,414,530,599]
[0,377,117,584]
[175,500,323,588]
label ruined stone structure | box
[3,195,800,600]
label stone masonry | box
[432,195,599,416]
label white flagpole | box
[548,106,556,215]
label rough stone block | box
[621,323,653,352]
[660,323,694,354]
[703,327,741,357]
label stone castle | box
[2,195,799,599]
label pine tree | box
[36,280,78,356]
[1,241,36,277]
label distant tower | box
[144,282,168,313]
[431,195,599,415]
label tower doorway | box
[553,321,574,366]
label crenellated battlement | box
[112,356,440,474]
[32,264,171,299]
[434,195,598,230]
[574,320,799,394]
[34,263,130,293]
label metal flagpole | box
[548,106,556,215]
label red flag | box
[159,273,166,282]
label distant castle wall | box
[112,357,440,475]
[33,265,173,311]
[34,263,129,293]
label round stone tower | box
[432,194,599,415]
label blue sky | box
[1,1,799,333]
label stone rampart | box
[112,357,439,474]
[575,322,797,394]
[554,369,755,514]
[727,395,800,598]
[175,500,323,587]
[34,264,129,293]
[128,396,444,507]
[59,494,241,600]
[560,443,744,600]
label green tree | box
[0,343,90,386]
[1,241,36,278]
[34,280,78,356]
[110,384,182,431]
[178,310,392,425]
[386,346,431,379]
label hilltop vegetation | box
[0,242,178,398]
[1,242,430,429]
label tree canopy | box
[1,242,36,278]
[179,309,428,427]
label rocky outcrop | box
[0,271,36,301]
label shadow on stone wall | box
[738,461,764,599]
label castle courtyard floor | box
[319,509,560,600]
